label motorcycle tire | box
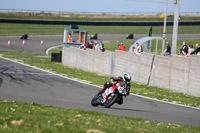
[104,93,118,108]
[91,93,100,107]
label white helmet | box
[123,73,131,82]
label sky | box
[0,0,200,14]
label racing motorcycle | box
[91,81,127,108]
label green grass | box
[47,46,63,56]
[1,100,200,133]
[0,50,200,108]
[0,23,200,36]
[104,40,134,51]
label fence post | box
[110,52,115,77]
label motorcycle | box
[91,81,127,108]
[20,33,28,40]
[90,33,98,40]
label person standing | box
[99,41,104,52]
[136,42,143,53]
[67,34,72,42]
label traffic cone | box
[8,41,11,46]
[41,40,43,45]
[22,40,25,45]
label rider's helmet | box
[123,73,131,82]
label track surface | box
[0,34,200,54]
[0,34,200,127]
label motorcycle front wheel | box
[91,92,103,107]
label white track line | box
[2,71,54,75]
[45,45,64,55]
[0,56,200,110]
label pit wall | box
[62,47,200,97]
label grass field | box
[0,23,200,36]
[1,100,200,133]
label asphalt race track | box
[1,34,200,54]
[0,34,200,126]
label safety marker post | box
[41,40,43,45]
[8,41,11,46]
[22,40,25,45]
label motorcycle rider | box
[99,73,132,104]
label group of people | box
[132,42,143,55]
[79,40,105,52]
[179,42,200,57]
[118,42,143,55]
[163,41,200,57]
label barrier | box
[1,19,200,26]
[62,47,200,97]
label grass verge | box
[1,23,200,36]
[1,100,200,133]
[0,50,200,108]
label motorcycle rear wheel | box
[104,93,118,108]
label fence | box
[62,47,200,97]
[1,19,200,26]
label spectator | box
[92,41,96,50]
[132,46,137,54]
[67,33,72,42]
[118,43,126,51]
[132,46,140,55]
[99,41,104,52]
[94,41,100,51]
[188,44,195,54]
[90,41,94,49]
[84,41,90,49]
[185,44,195,57]
[179,41,188,55]
[191,43,200,55]
[136,42,143,53]
[79,43,85,49]
[163,42,171,56]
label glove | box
[98,90,104,94]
